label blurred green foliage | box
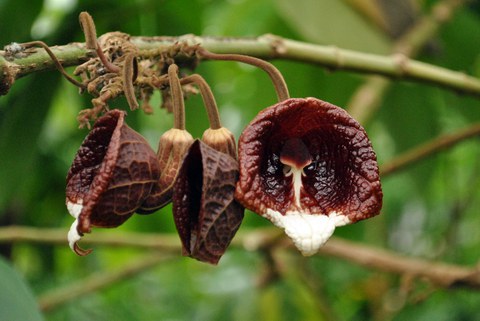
[1,0,480,320]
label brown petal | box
[235,98,382,255]
[173,140,244,264]
[66,109,159,255]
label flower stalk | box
[197,47,290,102]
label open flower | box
[235,98,382,256]
[66,109,160,255]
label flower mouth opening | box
[235,98,383,256]
[259,129,361,217]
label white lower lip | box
[68,219,82,251]
[264,209,350,256]
[66,200,83,219]
[66,200,84,252]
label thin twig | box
[78,12,120,73]
[0,225,181,250]
[38,253,172,312]
[1,225,480,289]
[380,123,480,177]
[122,52,139,110]
[2,33,480,97]
[318,238,480,289]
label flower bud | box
[202,127,237,159]
[137,128,194,213]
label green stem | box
[347,0,466,124]
[21,41,85,89]
[2,35,480,98]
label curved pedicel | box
[235,97,383,256]
[137,64,194,213]
[180,73,237,159]
[65,109,160,255]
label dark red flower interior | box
[236,98,382,222]
[279,137,312,169]
[66,111,119,205]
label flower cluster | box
[65,12,382,264]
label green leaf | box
[274,0,391,54]
[0,73,60,212]
[0,256,44,321]
[0,0,42,42]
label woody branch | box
[1,34,480,97]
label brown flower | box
[235,98,382,256]
[66,109,160,255]
[173,140,244,264]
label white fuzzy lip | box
[66,200,83,252]
[265,209,350,256]
[263,158,352,256]
[67,201,83,219]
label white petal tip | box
[66,200,83,219]
[68,219,82,252]
[265,209,350,256]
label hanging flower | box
[172,140,244,264]
[66,109,160,255]
[235,97,383,256]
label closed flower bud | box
[202,127,237,159]
[138,128,194,213]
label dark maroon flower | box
[66,109,160,255]
[235,98,382,255]
[173,140,244,264]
